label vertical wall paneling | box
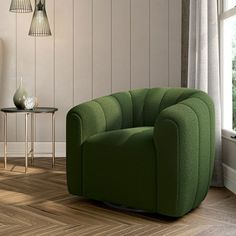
[35,0,54,142]
[0,0,182,145]
[112,0,131,93]
[0,0,17,141]
[55,0,74,141]
[16,12,35,141]
[74,0,93,104]
[150,0,169,87]
[169,0,182,87]
[93,0,112,98]
[131,0,150,89]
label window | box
[224,0,236,11]
[220,0,236,132]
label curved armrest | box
[153,95,215,217]
[66,94,127,195]
[66,101,107,195]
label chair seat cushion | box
[82,127,157,211]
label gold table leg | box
[25,113,28,173]
[52,112,55,167]
[31,113,35,165]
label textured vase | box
[13,77,28,109]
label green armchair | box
[66,88,215,217]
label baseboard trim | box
[223,163,236,194]
[0,142,66,158]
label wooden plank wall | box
[0,0,182,142]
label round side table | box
[1,107,58,173]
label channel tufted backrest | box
[70,88,205,143]
[130,88,200,126]
[91,88,203,131]
[94,91,133,130]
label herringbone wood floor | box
[0,158,235,236]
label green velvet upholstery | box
[66,88,215,217]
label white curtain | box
[188,0,223,186]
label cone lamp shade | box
[10,0,33,13]
[29,0,51,37]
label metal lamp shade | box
[29,0,51,37]
[10,0,33,13]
